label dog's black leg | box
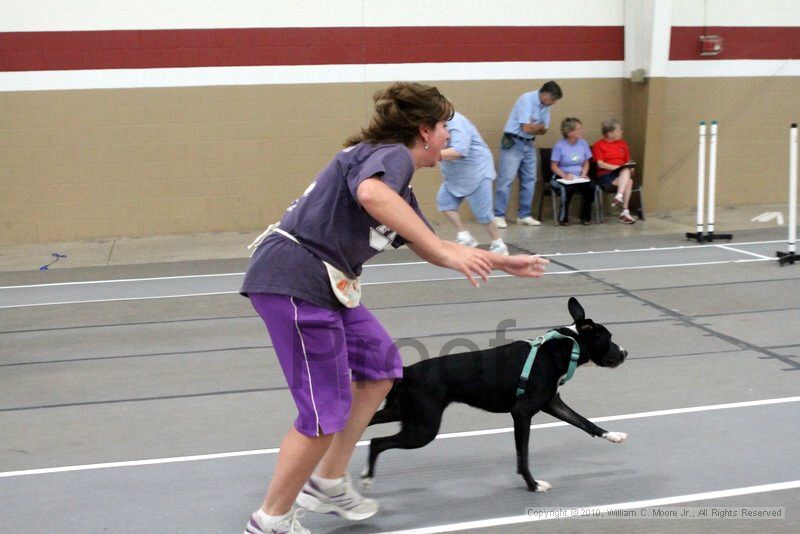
[511,403,549,492]
[361,407,444,487]
[369,405,400,426]
[542,393,606,437]
[543,393,628,444]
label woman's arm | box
[596,160,619,171]
[440,147,463,161]
[581,158,590,178]
[357,178,547,285]
[550,160,569,179]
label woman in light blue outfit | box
[549,117,595,226]
[438,111,508,255]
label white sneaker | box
[244,507,310,534]
[455,233,479,248]
[516,216,541,226]
[489,242,509,255]
[494,217,508,229]
[295,473,379,521]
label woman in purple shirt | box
[240,82,549,534]
[550,117,595,226]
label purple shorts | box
[250,293,403,437]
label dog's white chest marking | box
[565,324,578,334]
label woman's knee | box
[357,378,394,396]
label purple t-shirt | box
[551,138,593,176]
[241,142,431,309]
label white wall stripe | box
[1,395,796,479]
[8,0,798,32]
[1,0,624,32]
[0,62,626,92]
[671,0,800,27]
[2,59,796,92]
[667,59,800,78]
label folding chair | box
[535,147,559,225]
[592,162,645,222]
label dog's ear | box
[568,297,585,323]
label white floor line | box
[383,480,800,534]
[546,257,774,275]
[0,291,238,309]
[715,244,774,260]
[0,239,784,291]
[0,272,241,290]
[1,396,797,480]
[0,255,782,309]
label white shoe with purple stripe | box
[295,473,379,521]
[243,507,309,534]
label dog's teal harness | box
[516,330,581,397]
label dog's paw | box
[534,480,552,493]
[603,431,628,443]
[359,469,374,488]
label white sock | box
[614,193,623,202]
[621,209,630,216]
[491,238,505,247]
[457,230,472,240]
[255,508,290,525]
[311,474,344,490]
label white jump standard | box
[686,121,733,243]
[776,123,798,266]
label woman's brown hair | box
[560,117,582,138]
[345,82,454,147]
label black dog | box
[361,297,628,492]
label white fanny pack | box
[248,224,362,308]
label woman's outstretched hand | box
[450,246,494,287]
[500,254,549,278]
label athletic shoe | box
[489,242,509,255]
[611,194,624,209]
[455,234,479,248]
[494,217,508,229]
[243,507,309,534]
[295,473,378,521]
[516,216,541,226]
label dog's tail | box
[368,379,403,426]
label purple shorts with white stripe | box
[250,293,403,437]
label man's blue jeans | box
[494,138,538,219]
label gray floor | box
[1,226,799,533]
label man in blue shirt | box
[493,81,563,227]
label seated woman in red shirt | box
[591,119,636,224]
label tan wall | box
[4,76,797,246]
[639,76,800,212]
[0,79,624,245]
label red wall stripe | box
[0,26,623,72]
[670,26,800,60]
